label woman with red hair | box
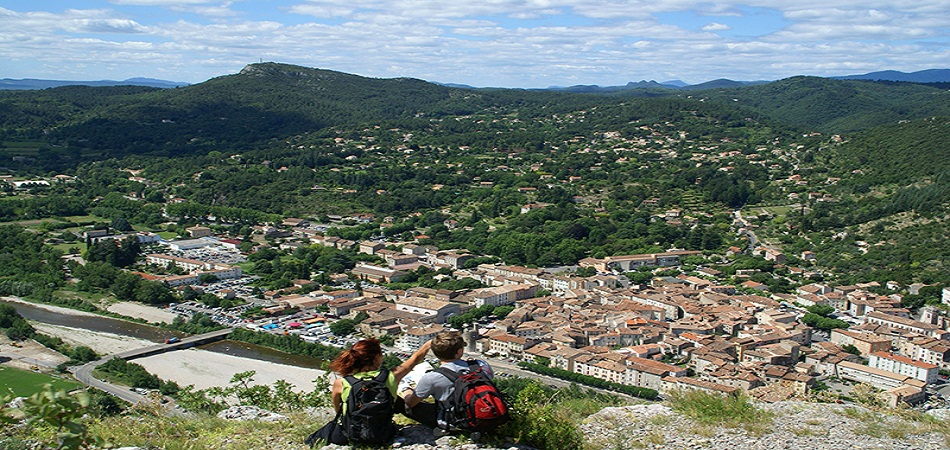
[306,338,431,446]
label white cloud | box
[0,1,948,87]
[702,22,731,31]
[110,0,214,5]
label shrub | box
[498,381,584,450]
[667,389,774,434]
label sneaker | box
[433,428,450,438]
[470,432,482,442]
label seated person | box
[306,338,431,446]
[400,330,493,433]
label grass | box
[62,215,107,223]
[89,411,317,450]
[0,367,83,397]
[157,231,179,240]
[47,242,86,254]
[667,389,774,435]
[54,287,109,304]
[838,405,950,442]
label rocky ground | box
[580,401,950,450]
[211,401,950,450]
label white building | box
[471,284,537,307]
[146,254,241,280]
[394,324,444,352]
[837,361,925,391]
[869,352,939,385]
[394,297,460,324]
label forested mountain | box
[0,63,608,161]
[0,63,946,284]
[2,64,947,163]
[683,76,950,133]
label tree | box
[806,304,835,317]
[842,344,861,356]
[71,346,98,363]
[111,216,132,232]
[135,281,174,305]
[329,319,357,336]
[5,318,34,340]
[198,273,218,284]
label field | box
[0,366,84,397]
[48,242,86,254]
[157,231,178,240]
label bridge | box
[113,328,234,360]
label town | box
[78,214,950,409]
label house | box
[185,226,213,238]
[741,280,769,291]
[327,297,369,317]
[760,248,786,264]
[394,297,460,324]
[486,332,539,358]
[359,241,385,255]
[580,251,702,272]
[866,311,944,339]
[352,264,408,283]
[395,324,444,351]
[282,218,310,228]
[471,284,537,307]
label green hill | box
[0,63,606,161]
[687,76,950,133]
[833,116,950,184]
[2,65,947,165]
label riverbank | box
[106,301,178,324]
[32,322,326,392]
[2,296,327,393]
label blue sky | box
[1,1,947,88]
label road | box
[73,357,148,405]
[0,353,60,370]
[70,328,234,414]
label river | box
[5,300,324,369]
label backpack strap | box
[434,366,460,382]
[435,361,481,381]
[346,367,390,386]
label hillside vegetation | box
[0,62,946,287]
[682,76,950,133]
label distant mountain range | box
[3,69,948,91]
[0,77,190,90]
[545,69,949,93]
[832,69,950,83]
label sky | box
[1,1,948,88]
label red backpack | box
[435,360,510,432]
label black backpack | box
[340,369,396,444]
[436,360,511,432]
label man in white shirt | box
[400,330,493,432]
